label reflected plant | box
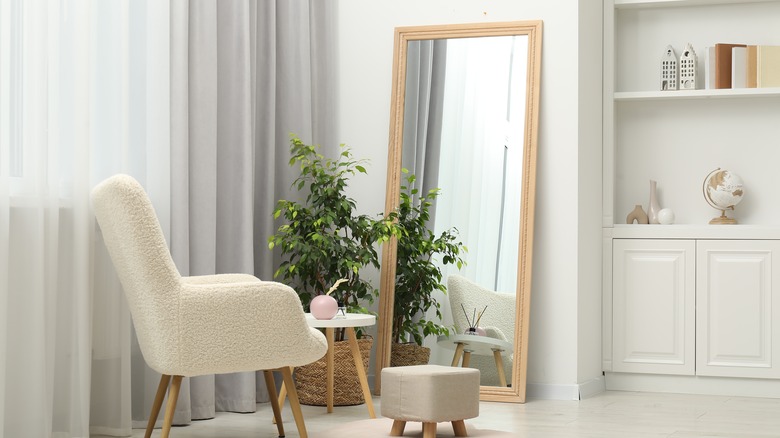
[391,170,467,346]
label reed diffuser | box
[461,304,487,336]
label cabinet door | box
[696,240,780,379]
[613,239,695,375]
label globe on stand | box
[702,168,744,225]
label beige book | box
[746,45,757,88]
[757,45,780,88]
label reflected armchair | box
[91,174,327,438]
[447,275,515,386]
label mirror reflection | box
[375,21,541,403]
[401,35,529,387]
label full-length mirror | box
[375,21,542,403]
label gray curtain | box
[401,39,447,211]
[131,0,338,427]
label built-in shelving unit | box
[602,0,780,398]
[603,0,780,231]
[614,87,780,101]
[615,0,779,9]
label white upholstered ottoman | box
[381,364,480,438]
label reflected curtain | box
[425,36,526,367]
[401,39,447,215]
[0,1,171,436]
[433,36,524,294]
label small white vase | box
[648,180,661,224]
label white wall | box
[335,0,602,397]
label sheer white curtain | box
[0,1,170,437]
[434,36,525,294]
[426,36,525,366]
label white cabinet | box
[696,240,780,378]
[612,239,695,375]
[612,239,780,379]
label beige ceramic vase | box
[626,204,649,224]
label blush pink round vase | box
[310,295,338,320]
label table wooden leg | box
[345,327,376,418]
[462,351,472,368]
[326,327,335,413]
[493,349,508,387]
[451,342,465,366]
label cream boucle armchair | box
[91,174,327,438]
[448,274,516,386]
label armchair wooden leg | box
[144,374,172,438]
[280,366,308,438]
[273,366,292,425]
[160,375,183,438]
[263,370,285,437]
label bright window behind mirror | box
[411,35,528,294]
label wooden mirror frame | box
[374,21,542,403]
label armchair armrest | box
[483,326,508,342]
[181,273,260,284]
[175,280,327,376]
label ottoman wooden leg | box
[423,422,437,438]
[452,419,468,436]
[390,420,406,436]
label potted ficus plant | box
[390,170,467,366]
[268,135,395,406]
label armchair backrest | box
[447,274,516,344]
[91,174,182,368]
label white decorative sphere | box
[703,169,744,211]
[657,208,675,225]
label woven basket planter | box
[295,337,373,406]
[390,343,431,367]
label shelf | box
[615,0,778,9]
[607,224,780,240]
[614,88,780,101]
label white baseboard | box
[578,376,607,399]
[526,377,606,400]
[605,372,780,399]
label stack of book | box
[704,43,780,89]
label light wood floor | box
[93,390,780,437]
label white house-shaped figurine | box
[661,45,678,91]
[679,43,698,90]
